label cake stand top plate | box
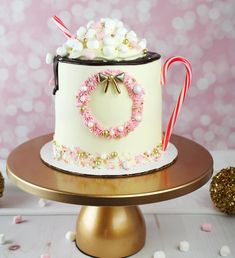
[6,134,213,206]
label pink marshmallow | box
[201,223,212,232]
[13,215,23,224]
[40,254,51,258]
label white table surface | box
[0,150,235,258]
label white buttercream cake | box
[45,18,177,174]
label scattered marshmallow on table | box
[153,250,166,258]
[220,246,231,257]
[0,234,6,245]
[65,231,76,241]
[201,223,212,232]
[179,240,190,252]
[13,215,23,224]
[38,198,48,207]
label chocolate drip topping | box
[52,51,161,95]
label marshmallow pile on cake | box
[47,18,163,171]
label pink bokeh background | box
[0,0,235,159]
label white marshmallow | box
[133,85,142,94]
[45,53,54,64]
[86,28,97,39]
[65,231,76,241]
[56,47,67,57]
[87,20,94,28]
[73,41,83,51]
[139,38,147,49]
[103,36,116,46]
[126,30,138,42]
[104,19,116,29]
[76,26,86,39]
[116,27,127,37]
[0,234,5,245]
[179,240,190,252]
[69,51,81,59]
[87,40,100,50]
[220,246,231,257]
[38,198,47,207]
[119,44,129,53]
[103,46,116,57]
[66,39,75,48]
[153,250,166,258]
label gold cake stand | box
[7,134,213,258]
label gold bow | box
[98,72,125,94]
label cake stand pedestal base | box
[76,206,146,258]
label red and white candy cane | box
[52,15,72,39]
[161,56,192,151]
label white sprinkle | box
[135,115,142,122]
[88,122,94,128]
[65,231,76,241]
[80,96,86,102]
[220,246,231,257]
[153,250,166,258]
[38,198,47,207]
[179,240,190,252]
[0,234,6,245]
[45,53,53,64]
[81,86,88,91]
[118,126,124,132]
[101,154,108,160]
[133,85,142,94]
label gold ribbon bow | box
[98,72,125,94]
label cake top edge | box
[51,17,150,62]
[55,51,161,66]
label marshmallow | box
[66,39,75,48]
[69,51,81,59]
[103,46,116,57]
[86,20,94,28]
[116,27,128,37]
[38,198,47,207]
[179,240,190,252]
[126,30,138,42]
[0,234,6,245]
[139,38,147,49]
[56,47,67,57]
[40,254,51,258]
[45,53,54,64]
[220,246,231,257]
[86,28,97,39]
[119,44,129,53]
[13,215,23,224]
[87,40,100,50]
[153,250,166,258]
[73,41,83,51]
[103,36,116,46]
[65,231,76,241]
[76,26,86,39]
[201,223,212,232]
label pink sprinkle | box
[201,223,212,232]
[40,254,51,258]
[13,215,23,224]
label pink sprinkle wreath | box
[76,69,145,139]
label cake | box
[43,17,190,175]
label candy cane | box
[161,56,192,151]
[52,15,72,39]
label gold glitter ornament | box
[123,38,129,45]
[103,130,110,138]
[210,167,235,215]
[80,106,85,112]
[111,152,118,158]
[143,48,148,54]
[0,171,4,198]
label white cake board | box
[40,141,178,177]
